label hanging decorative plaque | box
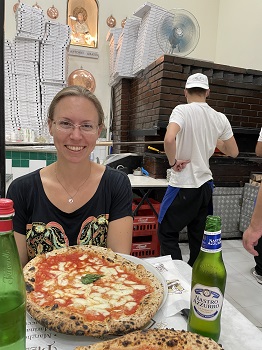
[47,5,59,19]
[13,1,20,13]
[121,17,127,28]
[107,15,116,28]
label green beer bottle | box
[187,215,226,342]
[0,199,26,350]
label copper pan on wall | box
[67,69,96,93]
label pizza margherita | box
[23,245,164,337]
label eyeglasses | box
[53,120,99,135]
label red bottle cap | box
[0,198,15,215]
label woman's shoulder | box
[104,165,130,182]
[9,169,41,188]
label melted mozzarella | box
[34,255,151,318]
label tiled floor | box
[180,238,262,332]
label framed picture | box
[67,0,98,48]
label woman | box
[7,86,133,267]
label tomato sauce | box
[31,251,153,321]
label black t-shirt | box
[7,166,133,260]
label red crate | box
[131,215,160,258]
[132,198,161,217]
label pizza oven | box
[210,126,262,187]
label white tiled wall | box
[6,159,47,182]
[92,145,109,164]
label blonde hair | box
[48,85,105,126]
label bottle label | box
[201,231,222,253]
[191,283,224,321]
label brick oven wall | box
[112,54,262,154]
[111,78,131,154]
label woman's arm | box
[107,216,133,254]
[14,231,28,267]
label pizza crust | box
[74,329,224,350]
[23,245,164,337]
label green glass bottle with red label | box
[0,198,26,350]
[187,215,226,342]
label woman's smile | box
[65,145,86,152]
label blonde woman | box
[7,86,133,266]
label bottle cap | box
[0,198,15,215]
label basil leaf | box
[81,274,104,285]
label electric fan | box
[156,8,200,57]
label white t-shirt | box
[168,102,233,188]
[258,127,262,142]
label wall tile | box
[21,160,29,167]
[6,151,11,159]
[29,152,38,160]
[12,159,20,167]
[12,167,30,180]
[5,159,12,174]
[38,152,47,160]
[12,152,20,160]
[29,160,46,172]
[21,152,29,159]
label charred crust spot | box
[75,330,85,336]
[51,304,58,311]
[196,339,202,344]
[29,277,35,282]
[25,282,34,292]
[122,340,132,347]
[166,340,178,347]
[70,315,76,320]
[82,325,88,330]
[28,266,36,271]
[56,324,63,331]
[106,258,114,263]
[40,318,49,327]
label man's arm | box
[216,136,239,157]
[255,141,262,157]
[243,185,262,256]
[164,122,190,171]
[164,122,180,166]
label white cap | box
[185,73,209,89]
